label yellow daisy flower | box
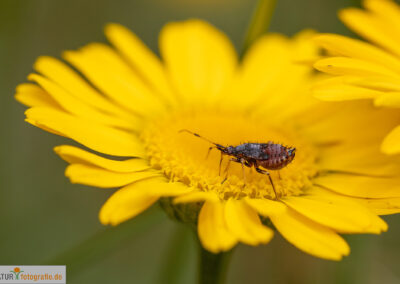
[16,19,400,261]
[313,0,400,154]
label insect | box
[179,129,296,199]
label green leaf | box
[45,204,166,278]
[242,0,277,56]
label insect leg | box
[221,157,242,184]
[255,167,278,200]
[221,158,232,184]
[219,153,224,176]
[240,158,246,188]
[206,146,214,159]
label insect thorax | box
[232,143,269,160]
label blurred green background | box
[1,0,399,283]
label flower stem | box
[198,246,233,284]
[242,0,277,56]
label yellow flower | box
[313,0,400,154]
[16,19,400,261]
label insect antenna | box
[179,129,225,149]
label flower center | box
[141,110,318,200]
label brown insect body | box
[228,142,296,171]
[180,130,296,199]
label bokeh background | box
[1,0,399,283]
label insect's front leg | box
[221,157,241,184]
[255,167,278,200]
[240,158,247,189]
[221,159,231,184]
[206,147,225,176]
[219,152,224,176]
[206,146,216,159]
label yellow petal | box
[271,208,350,260]
[292,29,320,61]
[102,175,190,196]
[25,107,146,157]
[314,34,400,73]
[283,189,379,233]
[160,19,237,104]
[224,199,273,246]
[243,31,318,120]
[244,198,287,216]
[381,125,400,154]
[313,83,381,101]
[66,164,160,188]
[101,175,190,197]
[145,180,193,196]
[364,0,400,37]
[318,143,400,176]
[365,0,400,15]
[198,201,238,253]
[105,23,177,105]
[366,214,388,233]
[63,44,166,117]
[302,98,399,143]
[25,118,67,137]
[314,57,400,78]
[99,178,166,225]
[374,92,400,107]
[312,74,400,94]
[173,191,219,204]
[15,83,60,108]
[353,196,400,215]
[351,77,400,92]
[28,73,138,130]
[229,34,292,108]
[306,187,388,233]
[54,145,150,173]
[340,8,400,57]
[33,56,135,119]
[313,174,400,198]
[230,33,314,111]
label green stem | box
[159,224,196,284]
[198,246,233,284]
[242,0,277,56]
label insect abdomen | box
[260,143,292,170]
